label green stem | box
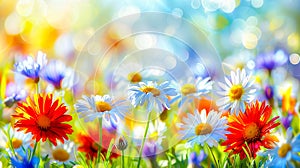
[97,117,103,163]
[30,142,38,161]
[121,150,125,168]
[137,113,151,168]
[4,127,16,157]
[36,82,39,94]
[208,145,219,168]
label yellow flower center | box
[229,84,244,101]
[128,72,142,83]
[278,143,292,158]
[195,123,213,135]
[141,86,161,97]
[243,123,260,142]
[37,115,51,130]
[7,138,23,149]
[181,83,197,96]
[52,148,70,162]
[96,101,112,112]
[149,131,158,140]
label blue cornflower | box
[75,94,129,123]
[171,77,213,107]
[263,128,300,168]
[14,51,47,82]
[10,149,39,168]
[256,49,288,72]
[39,60,66,89]
[128,81,176,113]
[189,151,207,168]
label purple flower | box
[256,50,288,71]
[142,141,157,158]
[282,113,293,129]
[40,60,66,89]
[103,118,118,133]
[14,51,47,82]
[264,85,274,100]
[189,151,207,168]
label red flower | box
[222,101,280,159]
[77,133,99,160]
[76,128,119,160]
[13,94,73,145]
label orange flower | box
[282,87,297,115]
[195,97,218,115]
[222,101,280,159]
[13,94,73,145]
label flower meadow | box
[0,0,300,168]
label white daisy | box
[42,140,76,164]
[217,68,256,115]
[0,125,32,154]
[177,109,228,147]
[171,77,213,107]
[75,94,129,122]
[147,121,167,145]
[128,81,176,113]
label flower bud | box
[4,96,16,108]
[116,136,128,151]
[264,85,274,100]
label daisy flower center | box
[149,131,158,140]
[181,83,197,96]
[229,84,244,100]
[243,123,260,142]
[52,148,70,162]
[195,123,213,135]
[141,86,161,97]
[278,143,292,158]
[128,72,142,83]
[96,101,112,112]
[37,115,51,130]
[10,138,23,149]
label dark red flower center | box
[37,115,51,130]
[243,123,260,142]
[91,142,99,152]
